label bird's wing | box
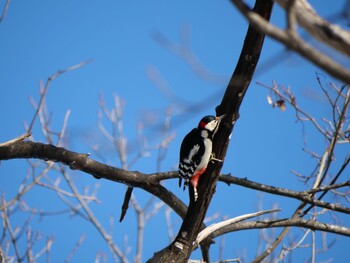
[178,129,205,187]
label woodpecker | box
[178,115,223,201]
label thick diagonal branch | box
[147,1,274,262]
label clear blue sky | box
[1,1,349,262]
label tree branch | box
[220,174,350,215]
[231,0,350,84]
[2,142,349,215]
[277,0,350,57]
[195,209,280,246]
[208,218,350,240]
[0,0,10,23]
[147,1,274,262]
[0,141,188,220]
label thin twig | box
[64,234,86,263]
[59,164,128,263]
[0,133,31,147]
[0,0,10,22]
[2,200,21,262]
[130,197,144,263]
[27,60,91,134]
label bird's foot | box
[210,153,223,163]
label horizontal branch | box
[146,173,350,216]
[2,141,348,216]
[220,174,350,215]
[0,141,188,219]
[208,217,350,240]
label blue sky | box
[1,1,349,262]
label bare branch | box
[64,234,86,263]
[231,0,350,84]
[195,209,280,246]
[208,218,350,239]
[0,162,55,211]
[277,0,350,56]
[0,0,10,23]
[130,197,144,263]
[35,237,53,262]
[58,164,129,263]
[0,133,31,147]
[259,81,328,138]
[220,174,350,214]
[27,60,92,135]
[0,141,189,222]
[1,199,21,261]
[274,229,312,261]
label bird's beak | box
[213,114,225,136]
[216,114,225,121]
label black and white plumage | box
[178,115,223,201]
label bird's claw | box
[210,153,223,163]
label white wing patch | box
[185,144,200,163]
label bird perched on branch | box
[178,115,224,201]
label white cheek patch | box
[205,120,218,132]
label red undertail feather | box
[190,166,207,201]
[190,167,206,188]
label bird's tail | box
[178,177,182,188]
